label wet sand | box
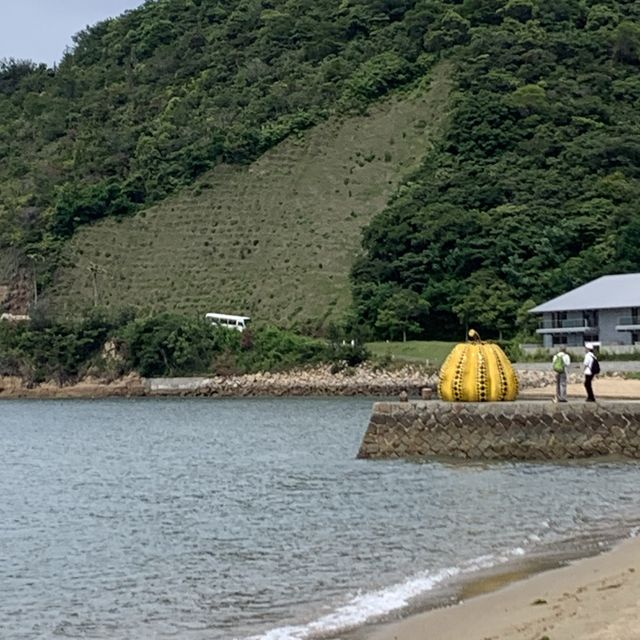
[364,536,640,640]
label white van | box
[205,312,250,332]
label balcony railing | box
[538,319,593,330]
[616,316,640,330]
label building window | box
[583,310,598,328]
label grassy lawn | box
[366,341,457,366]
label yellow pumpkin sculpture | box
[438,329,519,402]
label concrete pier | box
[357,400,640,460]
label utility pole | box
[87,262,106,307]
[26,252,43,307]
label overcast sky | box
[0,0,147,66]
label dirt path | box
[519,377,640,400]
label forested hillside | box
[0,0,436,289]
[1,0,640,340]
[351,0,640,340]
[48,71,450,326]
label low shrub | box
[0,316,111,383]
[0,312,371,381]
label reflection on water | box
[1,398,639,640]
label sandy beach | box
[519,376,640,400]
[365,536,640,640]
[362,378,640,639]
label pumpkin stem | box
[468,329,481,342]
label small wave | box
[244,547,527,640]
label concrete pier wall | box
[357,400,640,460]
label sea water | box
[1,397,639,640]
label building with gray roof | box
[529,273,640,348]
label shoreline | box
[0,365,436,399]
[2,367,640,400]
[358,534,640,640]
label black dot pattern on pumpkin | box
[477,349,488,402]
[438,352,452,399]
[452,349,467,402]
[495,351,509,400]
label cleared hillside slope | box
[49,64,451,327]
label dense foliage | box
[0,311,367,382]
[0,313,114,383]
[352,0,640,340]
[0,0,434,282]
[2,0,640,342]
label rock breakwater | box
[358,400,640,460]
[146,365,437,397]
[0,365,437,399]
[0,366,634,400]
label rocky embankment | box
[0,365,436,399]
[0,366,634,399]
[148,365,438,397]
[0,373,147,398]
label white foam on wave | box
[243,547,528,640]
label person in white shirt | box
[552,347,571,402]
[583,343,597,402]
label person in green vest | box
[552,347,571,402]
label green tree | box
[350,2,640,340]
[612,21,640,64]
[374,289,429,342]
[453,273,519,340]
